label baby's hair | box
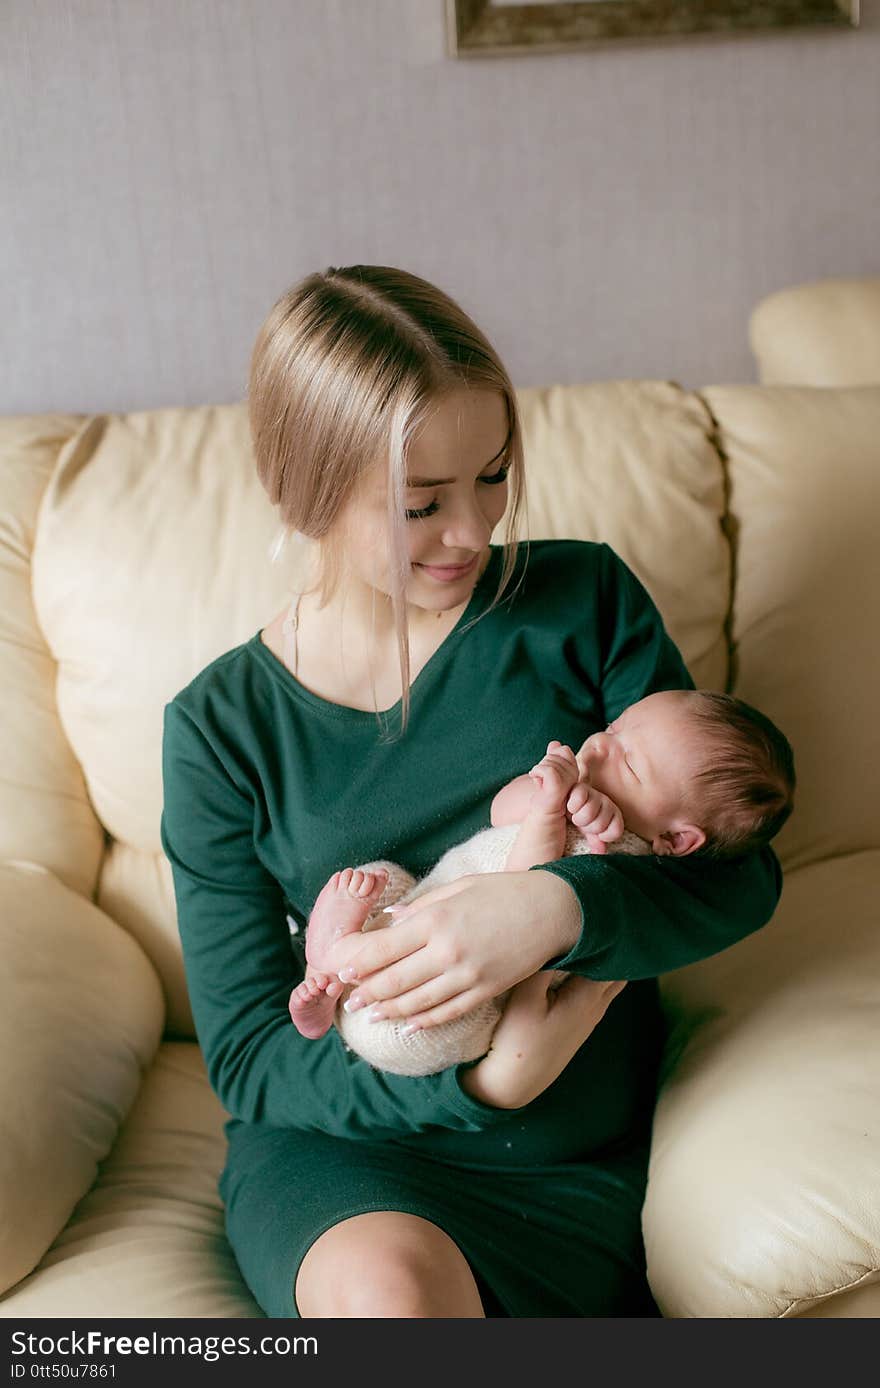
[247,265,530,740]
[688,691,796,859]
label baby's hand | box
[527,741,580,816]
[565,777,624,854]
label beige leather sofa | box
[2,279,878,1318]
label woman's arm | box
[532,846,781,980]
[161,701,521,1138]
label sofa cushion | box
[0,863,163,1298]
[0,1043,260,1317]
[0,414,104,904]
[512,380,730,692]
[28,385,730,1039]
[30,406,286,1038]
[701,384,880,871]
[648,851,880,1318]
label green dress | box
[160,540,781,1318]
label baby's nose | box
[577,734,607,774]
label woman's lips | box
[415,555,479,582]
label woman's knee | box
[294,1211,486,1317]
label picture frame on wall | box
[445,0,861,58]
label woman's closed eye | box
[405,463,510,520]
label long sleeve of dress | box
[532,544,783,980]
[161,703,517,1139]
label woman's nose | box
[441,498,494,550]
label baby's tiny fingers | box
[567,783,590,813]
[571,797,603,826]
[597,816,625,843]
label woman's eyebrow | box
[406,424,512,488]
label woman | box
[160,265,782,1317]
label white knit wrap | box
[330,822,649,1076]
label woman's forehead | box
[407,388,505,454]
[356,390,510,502]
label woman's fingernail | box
[367,1007,385,1023]
[400,1022,421,1037]
[343,994,363,1013]
[382,906,397,915]
[338,967,357,982]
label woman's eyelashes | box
[404,464,510,520]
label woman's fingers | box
[337,918,428,982]
[369,985,491,1032]
[342,946,459,1016]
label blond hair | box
[247,265,529,739]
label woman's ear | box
[652,825,706,857]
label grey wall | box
[2,0,878,414]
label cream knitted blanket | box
[329,821,649,1077]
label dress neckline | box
[250,546,500,722]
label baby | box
[289,689,795,1075]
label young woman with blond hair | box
[161,265,781,1318]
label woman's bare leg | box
[294,1211,487,1317]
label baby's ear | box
[652,825,706,857]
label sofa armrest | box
[0,861,164,1295]
[645,853,880,1318]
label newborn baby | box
[289,689,795,1076]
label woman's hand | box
[336,870,582,1031]
[461,971,627,1110]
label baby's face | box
[575,690,707,851]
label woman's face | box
[337,387,512,613]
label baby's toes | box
[343,869,365,896]
[355,866,390,901]
[356,869,385,897]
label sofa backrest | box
[3,382,730,1038]
[702,382,880,872]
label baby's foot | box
[289,972,344,1040]
[305,866,390,974]
[528,741,580,817]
